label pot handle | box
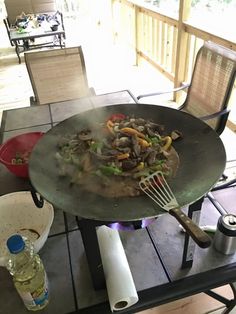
[30,185,44,208]
[169,207,212,248]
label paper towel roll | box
[96,225,139,312]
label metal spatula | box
[139,171,211,248]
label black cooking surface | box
[29,104,226,221]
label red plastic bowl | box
[0,132,44,178]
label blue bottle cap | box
[7,234,25,254]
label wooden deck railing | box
[111,0,236,128]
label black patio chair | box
[138,41,236,194]
[137,42,236,264]
[137,41,236,136]
[3,18,15,46]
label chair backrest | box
[184,41,236,134]
[24,46,91,105]
[4,0,56,25]
[3,18,14,46]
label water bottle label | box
[17,291,35,307]
[17,273,49,308]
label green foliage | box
[191,0,234,6]
[191,0,200,6]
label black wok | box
[29,104,226,223]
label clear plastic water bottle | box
[6,234,49,311]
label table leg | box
[59,34,62,48]
[76,218,106,290]
[181,196,204,268]
[14,41,21,64]
[224,283,236,313]
[204,283,236,313]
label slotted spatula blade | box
[139,171,211,249]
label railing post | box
[134,4,139,66]
[174,0,191,102]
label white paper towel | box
[96,225,139,312]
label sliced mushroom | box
[117,147,131,154]
[146,127,156,137]
[113,137,131,148]
[131,122,146,133]
[156,151,167,160]
[146,150,157,166]
[78,131,93,141]
[141,147,153,161]
[123,121,132,127]
[131,135,141,157]
[80,152,93,172]
[135,118,146,125]
[122,159,138,171]
[103,148,121,156]
[70,139,88,154]
[90,151,116,161]
[136,125,145,132]
[146,122,164,134]
[171,130,183,141]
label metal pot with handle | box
[29,104,226,247]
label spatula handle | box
[169,207,211,248]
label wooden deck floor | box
[0,18,236,314]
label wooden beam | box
[171,27,178,74]
[137,50,174,82]
[184,23,236,51]
[134,4,139,65]
[227,120,236,133]
[139,7,177,27]
[174,0,191,101]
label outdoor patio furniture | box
[24,46,95,106]
[3,10,66,64]
[3,18,14,46]
[137,42,236,190]
[1,91,236,313]
[4,0,57,26]
[137,41,236,136]
[137,41,236,267]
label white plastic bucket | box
[0,191,54,266]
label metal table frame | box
[4,12,66,64]
[9,28,65,64]
[1,90,236,313]
[43,210,236,314]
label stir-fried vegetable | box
[108,113,126,122]
[106,120,115,135]
[12,151,30,164]
[99,165,122,176]
[121,127,146,139]
[162,136,172,151]
[56,114,182,185]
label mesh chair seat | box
[24,46,94,105]
[183,42,236,132]
[137,41,236,135]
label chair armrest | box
[137,83,190,100]
[200,108,230,121]
[200,107,230,135]
[210,178,236,191]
